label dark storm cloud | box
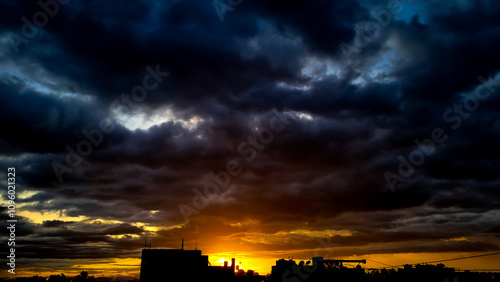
[42,220,74,228]
[1,0,500,271]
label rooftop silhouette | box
[139,239,264,282]
[138,240,499,282]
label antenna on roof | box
[182,237,184,250]
[195,242,198,250]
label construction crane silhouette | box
[322,259,366,267]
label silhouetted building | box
[393,263,456,282]
[268,256,367,282]
[139,242,236,282]
[140,248,211,282]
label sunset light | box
[1,0,500,281]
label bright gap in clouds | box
[0,53,93,101]
[112,105,205,131]
[272,55,345,92]
[300,56,343,82]
[285,109,314,121]
[351,35,405,87]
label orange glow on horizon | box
[2,251,499,278]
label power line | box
[366,259,394,268]
[345,262,355,268]
[464,269,500,272]
[393,252,500,268]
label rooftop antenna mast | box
[144,238,152,249]
[182,237,184,250]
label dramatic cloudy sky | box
[1,0,500,277]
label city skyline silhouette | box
[2,0,500,278]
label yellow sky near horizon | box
[2,251,499,278]
[3,191,499,278]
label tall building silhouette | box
[139,240,235,282]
